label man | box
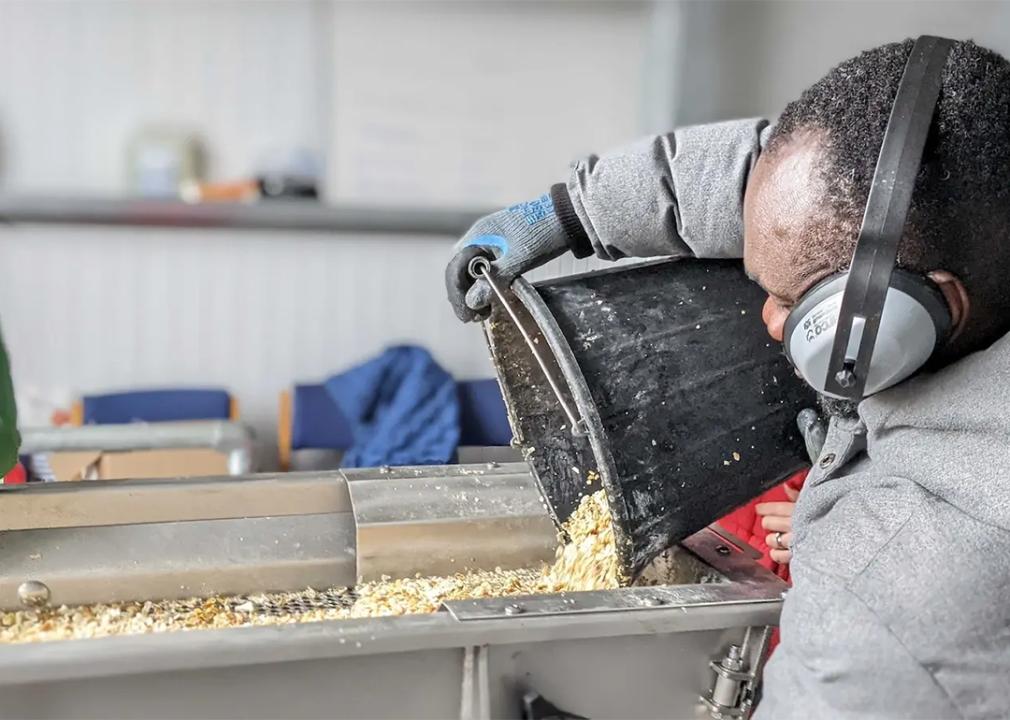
[445,39,1010,718]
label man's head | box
[744,39,1010,380]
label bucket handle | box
[469,256,588,437]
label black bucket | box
[484,258,816,579]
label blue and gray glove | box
[445,190,587,322]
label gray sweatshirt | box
[568,118,1010,718]
[564,117,769,261]
[757,332,1010,719]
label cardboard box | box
[46,451,103,482]
[100,448,229,479]
[45,448,229,481]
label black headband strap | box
[823,35,954,398]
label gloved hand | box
[445,193,570,322]
[796,408,827,464]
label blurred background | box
[0,0,1007,467]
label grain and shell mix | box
[0,490,621,644]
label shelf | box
[0,195,489,236]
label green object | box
[0,329,20,476]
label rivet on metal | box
[17,580,51,608]
[715,545,731,556]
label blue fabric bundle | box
[324,345,460,468]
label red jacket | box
[716,469,809,653]
[716,469,808,583]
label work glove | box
[445,193,571,322]
[796,408,827,464]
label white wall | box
[0,1,648,463]
[0,0,649,203]
[327,1,649,206]
[0,0,328,194]
[0,225,608,463]
[4,0,1010,464]
[674,0,1010,125]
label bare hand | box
[755,485,799,564]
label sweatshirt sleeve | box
[554,118,771,261]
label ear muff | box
[783,269,951,398]
[779,35,954,400]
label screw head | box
[834,368,857,388]
[17,580,50,608]
[504,603,525,616]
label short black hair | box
[768,39,1010,357]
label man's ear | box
[928,270,970,341]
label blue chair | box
[457,379,513,447]
[278,380,512,470]
[77,388,237,425]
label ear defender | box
[783,270,951,398]
[780,35,955,400]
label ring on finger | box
[774,531,787,550]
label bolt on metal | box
[17,580,51,608]
[835,368,857,388]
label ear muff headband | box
[787,35,954,399]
